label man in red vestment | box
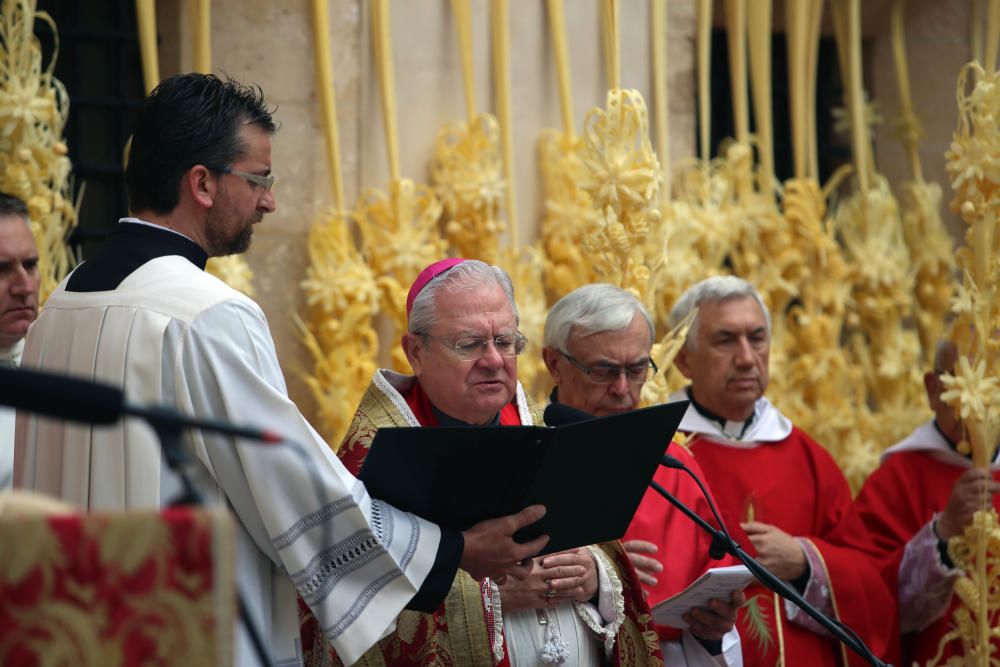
[661,276,896,667]
[834,340,1000,663]
[304,260,662,666]
[541,283,743,666]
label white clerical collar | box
[882,419,1000,469]
[0,338,24,368]
[119,217,197,244]
[669,388,793,445]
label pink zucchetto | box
[406,258,467,318]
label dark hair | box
[125,73,276,214]
[0,192,29,220]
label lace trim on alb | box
[573,545,625,657]
[372,369,421,426]
[483,578,506,664]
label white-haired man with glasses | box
[325,259,662,667]
[542,283,742,666]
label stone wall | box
[869,0,980,245]
[151,0,979,428]
[157,0,697,424]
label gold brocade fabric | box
[300,373,661,666]
[0,508,235,666]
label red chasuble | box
[837,448,1000,664]
[689,427,897,667]
[624,443,739,642]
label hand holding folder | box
[358,400,689,556]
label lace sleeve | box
[783,539,833,636]
[898,518,960,633]
[572,545,625,657]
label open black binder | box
[358,399,689,555]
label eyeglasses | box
[558,350,658,384]
[423,331,528,360]
[205,164,275,191]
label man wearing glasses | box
[327,259,662,666]
[542,283,742,666]
[14,74,546,666]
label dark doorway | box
[35,1,145,258]
[699,28,852,185]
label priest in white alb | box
[13,73,546,667]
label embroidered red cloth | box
[0,507,235,666]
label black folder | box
[358,400,689,555]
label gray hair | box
[669,276,771,348]
[544,283,655,350]
[407,259,519,333]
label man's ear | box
[186,165,216,209]
[542,347,562,383]
[923,370,939,407]
[402,333,424,375]
[674,345,694,379]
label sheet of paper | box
[651,564,755,628]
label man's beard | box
[219,219,255,256]
[206,206,259,256]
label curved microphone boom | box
[656,443,890,667]
[542,398,889,667]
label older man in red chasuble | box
[659,276,897,666]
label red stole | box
[404,380,523,427]
[689,428,897,667]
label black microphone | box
[0,366,282,444]
[542,401,595,426]
[1,365,124,424]
[660,453,686,469]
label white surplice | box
[14,254,442,666]
[0,338,24,490]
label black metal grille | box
[701,28,852,185]
[35,1,146,259]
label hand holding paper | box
[683,588,745,641]
[652,565,756,629]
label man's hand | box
[740,521,806,582]
[623,539,663,587]
[460,504,548,581]
[542,547,598,602]
[684,588,745,641]
[937,468,1000,541]
[498,548,592,612]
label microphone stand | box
[149,417,276,667]
[648,480,890,667]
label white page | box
[652,564,756,628]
